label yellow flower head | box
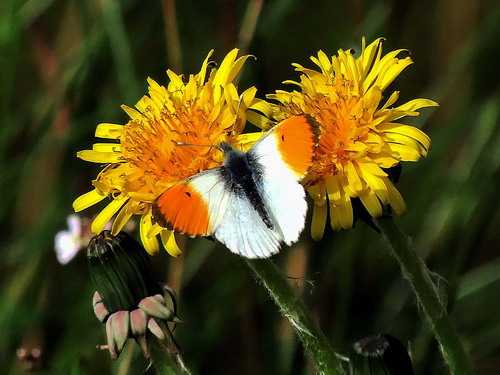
[266,38,438,239]
[73,49,265,255]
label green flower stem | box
[376,216,474,375]
[150,339,191,375]
[246,259,345,375]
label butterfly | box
[153,115,317,258]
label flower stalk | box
[375,216,474,375]
[245,259,345,375]
[149,339,192,375]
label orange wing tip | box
[274,115,318,178]
[153,183,212,237]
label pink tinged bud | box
[152,294,164,303]
[163,286,177,311]
[93,291,102,305]
[93,292,109,322]
[105,316,117,359]
[139,296,173,320]
[130,308,148,336]
[147,318,165,340]
[111,311,130,354]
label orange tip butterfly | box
[153,115,317,258]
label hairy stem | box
[376,216,474,375]
[149,339,191,375]
[246,259,345,375]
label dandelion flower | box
[74,49,268,255]
[264,38,438,239]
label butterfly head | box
[218,142,235,154]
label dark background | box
[1,0,500,373]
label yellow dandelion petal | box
[247,111,274,129]
[241,86,258,107]
[357,166,390,199]
[360,37,384,76]
[307,183,328,239]
[311,203,328,241]
[379,123,431,151]
[213,48,239,86]
[92,143,122,153]
[236,132,264,151]
[91,195,128,234]
[140,210,159,255]
[166,69,185,91]
[111,199,140,235]
[223,83,239,108]
[345,162,363,195]
[395,98,439,112]
[370,154,399,168]
[387,143,421,161]
[95,123,123,139]
[330,196,353,231]
[307,183,327,205]
[197,50,214,85]
[121,105,143,120]
[73,189,107,212]
[382,91,400,109]
[357,162,388,177]
[376,56,413,91]
[263,37,437,233]
[161,230,182,257]
[249,98,273,117]
[384,178,406,215]
[226,55,253,84]
[325,176,342,203]
[359,189,383,218]
[147,222,164,239]
[384,132,427,157]
[77,150,123,163]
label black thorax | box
[219,147,273,230]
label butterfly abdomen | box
[221,149,274,230]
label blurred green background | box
[2,0,500,373]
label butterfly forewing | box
[248,115,316,244]
[154,168,229,237]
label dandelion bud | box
[87,231,180,359]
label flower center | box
[301,79,375,184]
[120,103,233,194]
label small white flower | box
[55,214,83,264]
[55,215,136,265]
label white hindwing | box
[214,194,281,258]
[190,168,282,258]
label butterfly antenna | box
[172,141,227,156]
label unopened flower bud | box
[87,231,180,359]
